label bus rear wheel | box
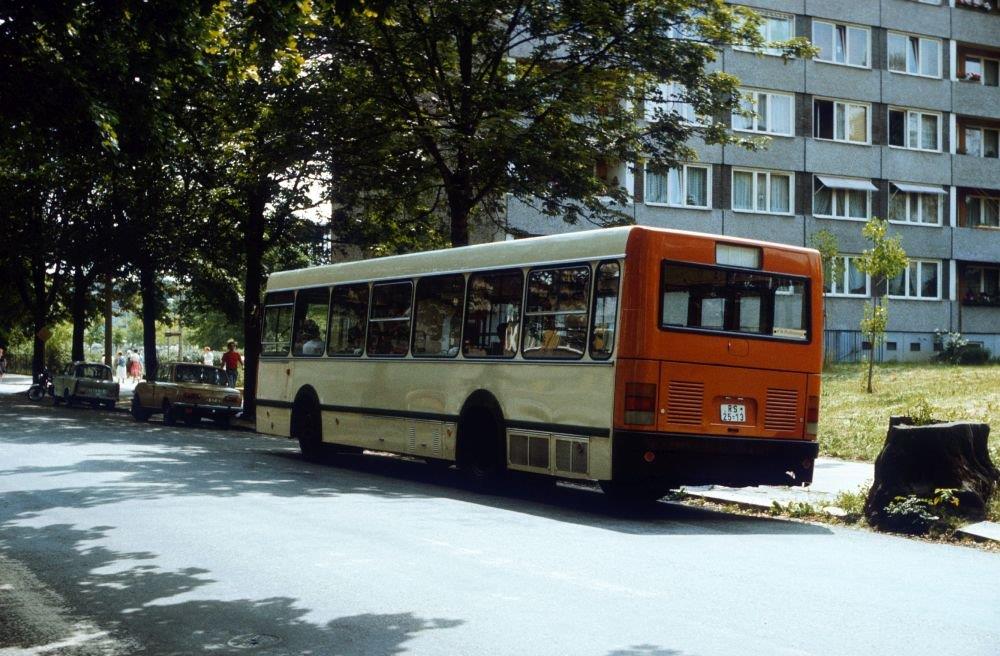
[292,397,325,462]
[456,406,506,487]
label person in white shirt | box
[202,346,214,366]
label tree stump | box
[864,417,998,532]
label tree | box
[809,229,844,342]
[317,0,816,246]
[856,217,908,393]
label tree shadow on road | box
[0,520,463,655]
[0,393,832,538]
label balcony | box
[953,4,1000,50]
[953,223,1000,262]
[953,79,1000,122]
[953,153,1000,189]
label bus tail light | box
[806,395,820,437]
[624,383,657,425]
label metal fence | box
[824,331,883,364]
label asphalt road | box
[0,391,998,656]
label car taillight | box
[182,392,200,402]
[624,383,657,425]
[225,395,242,405]
[806,395,820,438]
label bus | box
[255,226,822,500]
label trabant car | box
[132,362,242,427]
[53,362,119,409]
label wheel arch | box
[456,389,506,465]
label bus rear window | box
[262,291,295,356]
[660,263,809,342]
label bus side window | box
[590,261,620,360]
[328,283,369,356]
[463,269,523,358]
[367,281,413,356]
[291,287,331,357]
[413,274,464,357]
[522,265,591,360]
[261,291,295,356]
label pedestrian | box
[127,350,141,382]
[221,341,243,388]
[202,346,214,367]
[0,346,6,383]
[115,351,126,383]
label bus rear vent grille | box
[407,426,416,452]
[555,439,588,474]
[764,388,799,432]
[666,381,704,425]
[509,433,549,469]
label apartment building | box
[502,0,1000,361]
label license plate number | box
[720,404,746,423]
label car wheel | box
[184,413,200,427]
[53,392,62,406]
[131,397,150,422]
[162,401,177,426]
[213,416,232,430]
[103,400,115,410]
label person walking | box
[127,350,141,382]
[202,346,214,366]
[0,346,7,383]
[221,341,243,388]
[115,351,126,383]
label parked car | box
[53,362,119,409]
[132,362,242,427]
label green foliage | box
[855,217,908,393]
[810,229,844,286]
[904,397,937,425]
[833,486,869,524]
[318,0,818,244]
[882,489,961,535]
[769,500,819,518]
[934,330,993,365]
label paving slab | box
[956,521,1000,543]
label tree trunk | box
[104,272,113,366]
[448,190,471,247]
[139,262,158,382]
[241,187,267,416]
[70,266,87,362]
[865,418,999,533]
[32,317,45,380]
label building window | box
[813,176,874,220]
[812,21,870,68]
[814,99,869,144]
[910,342,921,352]
[887,260,942,300]
[886,341,897,351]
[962,55,1000,86]
[962,126,1000,158]
[646,82,697,124]
[824,254,870,297]
[731,169,793,214]
[963,266,1000,305]
[888,108,940,151]
[645,164,710,209]
[966,196,1000,227]
[889,183,945,226]
[732,89,793,136]
[735,11,794,56]
[887,33,941,78]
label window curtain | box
[921,115,937,150]
[813,182,832,215]
[733,171,754,210]
[770,175,790,212]
[770,95,791,134]
[889,191,907,222]
[686,167,707,206]
[646,168,668,203]
[848,189,867,218]
[848,259,867,295]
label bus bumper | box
[611,431,818,488]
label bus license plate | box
[720,404,746,423]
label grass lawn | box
[819,362,1000,463]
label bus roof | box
[266,225,818,291]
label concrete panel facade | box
[882,148,953,186]
[953,82,1000,122]
[806,140,881,178]
[882,73,952,113]
[953,154,1000,190]
[954,226,1000,262]
[953,9,1000,50]
[881,0,953,39]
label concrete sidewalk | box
[683,457,874,515]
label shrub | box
[956,344,991,365]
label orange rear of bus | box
[612,228,823,489]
